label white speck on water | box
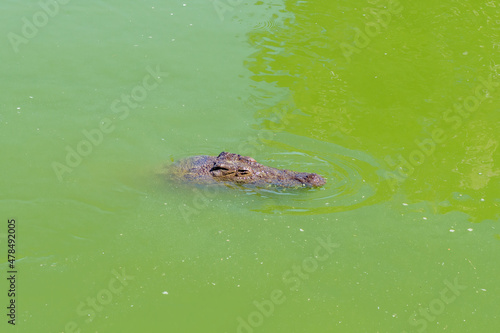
[162,291,169,295]
[402,203,408,206]
[449,229,455,232]
[299,228,304,232]
[463,51,468,55]
[467,228,473,232]
[480,198,485,202]
[423,217,428,220]
[183,3,187,6]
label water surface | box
[1,0,499,332]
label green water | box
[1,0,499,332]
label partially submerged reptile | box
[166,152,326,188]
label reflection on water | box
[242,0,499,222]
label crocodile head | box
[208,152,325,187]
[209,152,257,183]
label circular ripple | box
[246,142,391,215]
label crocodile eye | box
[237,169,250,175]
[210,166,229,171]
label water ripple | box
[248,137,392,215]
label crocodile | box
[166,152,326,188]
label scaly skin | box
[166,152,326,188]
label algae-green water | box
[1,0,499,332]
